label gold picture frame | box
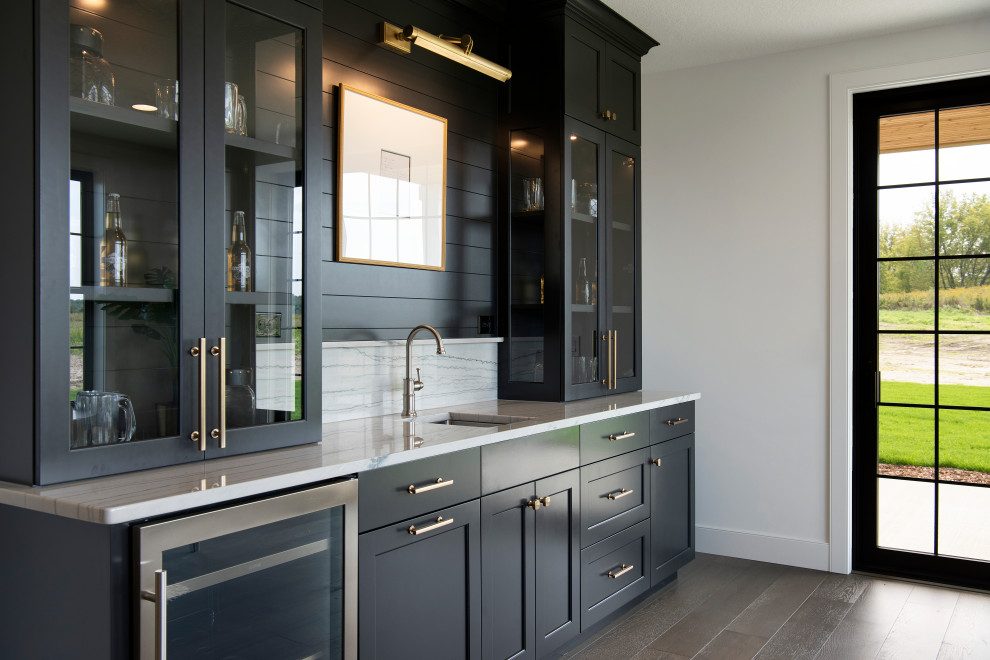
[336,84,447,270]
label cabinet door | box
[203,0,322,458]
[563,19,605,130]
[649,434,696,586]
[604,135,642,394]
[359,500,482,660]
[37,0,205,484]
[603,44,641,144]
[481,483,535,660]
[564,117,607,400]
[534,470,581,658]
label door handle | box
[608,563,633,579]
[140,569,167,660]
[408,516,454,535]
[609,431,635,441]
[607,488,634,500]
[408,478,454,494]
[211,338,226,448]
[190,339,207,451]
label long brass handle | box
[608,563,633,579]
[191,339,207,451]
[609,431,635,441]
[140,569,167,660]
[408,516,454,535]
[408,478,454,494]
[666,417,690,426]
[607,488,634,500]
[612,329,618,389]
[212,338,226,448]
[601,331,611,387]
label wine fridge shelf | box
[70,285,175,303]
[69,97,177,149]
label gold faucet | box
[402,325,445,418]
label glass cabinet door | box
[38,0,204,484]
[508,129,547,384]
[606,137,640,391]
[565,121,606,398]
[204,0,319,456]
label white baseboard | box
[696,525,831,571]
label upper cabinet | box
[498,0,656,401]
[31,0,322,485]
[564,19,642,144]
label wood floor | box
[558,553,990,660]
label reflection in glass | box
[938,105,990,181]
[938,483,990,561]
[878,478,934,555]
[570,135,599,386]
[939,335,990,408]
[937,182,990,256]
[878,259,934,330]
[938,257,990,330]
[878,334,933,405]
[878,186,935,258]
[225,4,303,427]
[610,150,636,380]
[877,111,934,186]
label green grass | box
[879,381,990,473]
[879,308,990,331]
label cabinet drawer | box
[580,412,650,464]
[652,402,695,443]
[481,427,579,495]
[580,448,650,547]
[359,448,480,532]
[580,518,650,630]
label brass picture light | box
[378,22,512,82]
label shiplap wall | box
[321,0,502,340]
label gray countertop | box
[0,390,699,525]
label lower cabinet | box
[580,518,651,629]
[358,499,482,660]
[480,470,580,660]
[649,433,696,586]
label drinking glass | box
[155,78,178,120]
[224,82,238,133]
[236,94,247,136]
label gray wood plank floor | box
[557,553,990,660]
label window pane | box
[938,105,990,182]
[938,257,990,329]
[878,186,936,258]
[878,111,935,186]
[879,259,934,330]
[878,478,934,555]
[938,336,990,408]
[938,483,990,561]
[937,182,990,256]
[879,334,933,405]
[879,406,934,478]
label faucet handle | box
[414,368,425,392]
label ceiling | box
[601,0,990,74]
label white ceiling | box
[601,0,990,73]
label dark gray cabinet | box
[480,470,581,660]
[649,402,696,586]
[26,0,323,485]
[359,499,482,660]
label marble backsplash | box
[322,338,501,422]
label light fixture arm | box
[379,22,511,82]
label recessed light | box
[132,104,158,112]
[569,134,577,141]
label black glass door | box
[853,75,990,590]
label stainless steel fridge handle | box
[140,569,167,660]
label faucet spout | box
[402,325,446,418]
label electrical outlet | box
[478,315,495,335]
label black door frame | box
[852,74,990,590]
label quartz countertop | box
[0,390,699,525]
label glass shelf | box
[70,97,177,148]
[224,133,299,165]
[71,285,174,303]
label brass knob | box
[210,346,220,356]
[189,346,200,357]
[540,496,551,508]
[527,499,541,511]
[651,458,662,467]
[211,429,220,439]
[190,431,200,441]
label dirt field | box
[879,333,990,386]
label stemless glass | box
[224,82,238,133]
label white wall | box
[640,18,990,570]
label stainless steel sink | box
[428,412,533,427]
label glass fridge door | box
[136,479,357,660]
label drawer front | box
[482,427,579,495]
[651,401,695,443]
[580,448,650,547]
[580,518,651,630]
[580,412,650,464]
[359,448,481,532]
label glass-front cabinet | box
[37,0,321,485]
[501,117,641,401]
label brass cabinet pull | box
[666,417,689,426]
[191,338,207,451]
[527,499,541,511]
[214,338,226,448]
[608,563,634,579]
[408,516,454,535]
[140,569,167,660]
[600,109,618,121]
[608,431,635,441]
[651,458,662,467]
[612,329,618,389]
[607,488,634,500]
[601,332,612,387]
[408,477,454,494]
[540,496,551,508]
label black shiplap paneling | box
[321,0,501,340]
